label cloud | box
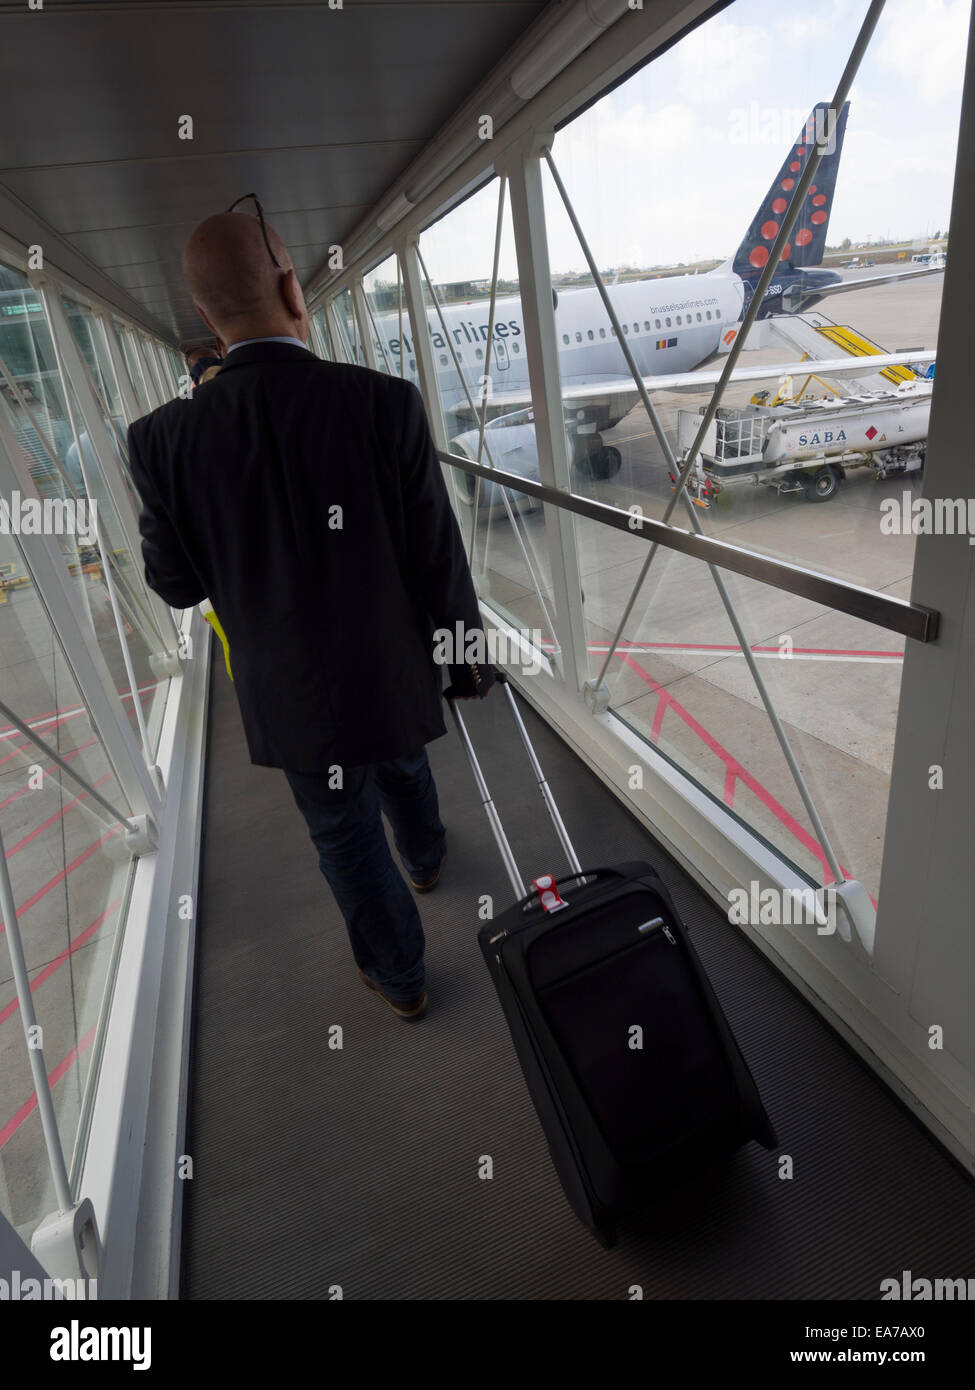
[874,0,970,104]
[774,0,856,47]
[417,0,967,280]
[676,18,770,104]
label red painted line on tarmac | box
[0,738,100,811]
[0,1025,97,1150]
[0,740,33,770]
[0,829,122,937]
[0,898,123,1029]
[5,774,114,858]
[0,712,82,766]
[618,652,877,905]
[0,679,163,741]
[582,641,902,659]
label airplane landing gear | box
[573,434,622,481]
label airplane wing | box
[559,349,936,395]
[453,349,936,419]
[804,265,945,299]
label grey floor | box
[181,667,975,1300]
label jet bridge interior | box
[1,0,975,1319]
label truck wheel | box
[801,465,840,502]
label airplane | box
[356,102,943,488]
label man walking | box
[128,201,493,1020]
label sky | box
[415,0,971,283]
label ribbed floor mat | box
[181,670,975,1299]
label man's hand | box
[443,662,499,702]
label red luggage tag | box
[533,873,567,913]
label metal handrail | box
[437,445,939,644]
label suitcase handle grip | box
[514,865,628,913]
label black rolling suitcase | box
[448,677,777,1247]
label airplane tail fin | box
[733,102,849,276]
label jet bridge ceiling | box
[0,0,548,344]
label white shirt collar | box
[225,335,308,353]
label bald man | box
[128,210,494,1020]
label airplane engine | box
[447,421,621,517]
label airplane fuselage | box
[363,263,840,428]
[367,272,744,424]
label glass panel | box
[580,523,896,902]
[116,326,151,416]
[330,288,366,365]
[0,525,134,1244]
[419,179,556,659]
[134,334,162,405]
[362,254,413,379]
[311,308,332,360]
[518,0,969,919]
[58,376,171,757]
[63,299,121,417]
[152,342,176,397]
[0,266,77,496]
[0,264,170,759]
[539,0,965,592]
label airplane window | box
[705,311,711,320]
[665,317,671,327]
[695,312,701,322]
[599,328,606,338]
[562,333,570,344]
[439,353,448,365]
[644,320,650,331]
[575,331,582,342]
[633,322,639,333]
[622,324,629,334]
[676,315,682,325]
[512,341,520,352]
[611,327,616,336]
[655,319,661,329]
[475,348,483,359]
[716,309,721,319]
[409,360,416,371]
[587,329,594,340]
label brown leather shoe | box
[409,840,446,893]
[358,969,428,1020]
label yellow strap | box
[203,608,233,681]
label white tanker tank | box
[677,380,932,504]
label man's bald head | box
[183,212,308,346]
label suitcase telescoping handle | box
[446,674,582,901]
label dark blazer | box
[127,342,486,772]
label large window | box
[0,523,135,1244]
[418,179,558,660]
[0,258,179,1248]
[405,0,968,909]
[362,253,413,379]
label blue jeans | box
[283,749,445,1005]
